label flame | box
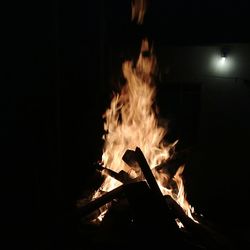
[131,0,147,24]
[92,39,198,225]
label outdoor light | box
[220,47,229,63]
[210,46,234,75]
[221,56,226,64]
[217,47,230,67]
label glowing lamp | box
[220,47,229,63]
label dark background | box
[2,0,250,249]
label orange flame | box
[92,39,198,226]
[131,0,147,24]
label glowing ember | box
[92,39,198,225]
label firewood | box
[134,147,166,203]
[95,162,140,184]
[78,184,125,218]
[122,149,142,177]
[165,195,198,230]
[165,195,231,249]
[153,149,188,178]
[97,165,133,184]
[124,181,185,248]
[154,157,184,178]
[123,147,178,231]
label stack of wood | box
[78,147,231,249]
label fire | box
[131,0,147,24]
[92,39,198,225]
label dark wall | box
[197,77,250,222]
[2,1,105,249]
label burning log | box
[81,150,229,248]
[165,195,231,249]
[78,184,125,218]
[123,147,178,230]
[154,149,188,179]
[165,195,200,231]
[123,147,167,203]
[95,163,135,184]
[135,147,166,202]
[122,147,228,248]
[122,149,143,179]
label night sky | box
[2,0,250,249]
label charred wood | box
[123,147,178,230]
[165,195,231,249]
[134,147,166,202]
[95,162,141,184]
[122,149,143,178]
[123,148,164,200]
[97,165,134,184]
[124,181,186,248]
[78,184,125,218]
[153,149,189,178]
